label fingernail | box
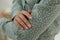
[29,17,32,19]
[26,27,28,29]
[28,24,31,28]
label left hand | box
[13,10,32,30]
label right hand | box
[13,10,32,30]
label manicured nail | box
[26,27,28,29]
[28,24,31,28]
[29,17,32,19]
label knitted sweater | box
[0,0,60,40]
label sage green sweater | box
[0,0,60,40]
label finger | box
[18,14,31,28]
[21,10,32,19]
[28,10,32,14]
[16,16,28,29]
[14,19,23,29]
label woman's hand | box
[13,10,32,30]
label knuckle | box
[20,22,25,26]
[20,22,24,25]
[14,17,17,20]
[24,20,28,23]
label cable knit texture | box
[0,0,60,40]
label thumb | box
[28,10,32,14]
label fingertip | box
[25,27,29,29]
[28,24,31,28]
[28,10,32,14]
[29,16,32,19]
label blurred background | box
[0,0,60,40]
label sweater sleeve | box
[0,18,8,29]
[3,0,60,40]
[1,0,23,39]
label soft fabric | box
[0,0,60,40]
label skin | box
[0,10,32,30]
[13,10,32,30]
